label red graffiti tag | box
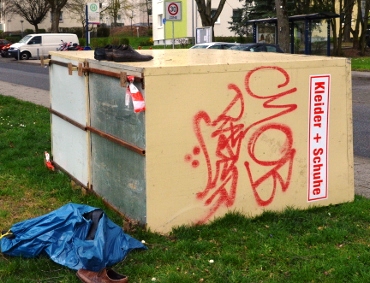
[185,66,298,223]
[244,123,296,206]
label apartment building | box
[0,0,79,33]
[0,0,149,34]
[152,0,243,45]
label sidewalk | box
[0,62,369,199]
[354,156,370,198]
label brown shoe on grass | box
[76,268,128,283]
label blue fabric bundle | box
[0,203,146,271]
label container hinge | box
[78,61,90,76]
[40,56,50,67]
[120,72,127,87]
[68,63,78,75]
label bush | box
[294,38,302,54]
[214,36,239,43]
[90,37,109,48]
[109,37,130,46]
[97,26,110,37]
[7,35,22,42]
[120,38,130,45]
[79,38,86,47]
[59,27,84,38]
[139,37,153,46]
[24,29,34,34]
[110,37,120,46]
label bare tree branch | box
[5,0,50,33]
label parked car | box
[229,43,284,53]
[1,43,12,57]
[190,42,239,49]
[8,33,79,60]
[0,39,12,50]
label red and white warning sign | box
[165,2,182,21]
[308,75,330,202]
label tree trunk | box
[195,0,226,41]
[332,19,339,55]
[352,0,362,48]
[359,0,370,55]
[275,0,290,52]
[47,0,68,33]
[331,0,343,56]
[50,9,61,32]
[343,0,355,42]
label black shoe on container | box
[94,47,106,60]
[113,45,153,62]
[104,45,115,61]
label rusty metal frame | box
[86,126,145,155]
[50,109,145,156]
[48,59,144,88]
[52,159,142,226]
[50,108,86,131]
[52,160,88,188]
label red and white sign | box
[165,2,182,21]
[308,75,330,201]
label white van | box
[8,33,79,60]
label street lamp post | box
[20,20,24,36]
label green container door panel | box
[91,134,146,223]
[89,73,146,148]
[89,72,146,223]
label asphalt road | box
[352,73,370,158]
[0,57,49,90]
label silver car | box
[190,42,239,49]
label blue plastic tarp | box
[0,203,147,271]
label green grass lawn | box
[0,55,370,282]
[351,57,370,71]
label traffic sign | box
[165,2,182,21]
[87,3,100,24]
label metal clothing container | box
[48,49,354,233]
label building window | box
[158,14,163,28]
[211,9,220,24]
[232,9,242,22]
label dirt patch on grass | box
[342,47,370,58]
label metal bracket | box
[120,72,127,87]
[68,63,77,75]
[78,61,90,76]
[40,56,50,67]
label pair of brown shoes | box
[76,268,128,283]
